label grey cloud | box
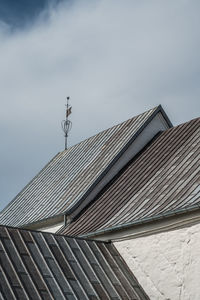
[0,0,200,210]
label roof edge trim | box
[79,204,200,238]
[65,105,173,216]
[158,104,173,128]
[0,223,111,244]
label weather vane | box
[61,97,72,150]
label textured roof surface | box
[0,225,149,300]
[61,118,200,237]
[0,107,159,227]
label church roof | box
[0,225,149,299]
[60,117,200,237]
[0,106,169,227]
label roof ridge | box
[61,105,160,153]
[0,223,110,243]
[172,116,200,129]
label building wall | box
[38,223,63,233]
[114,223,200,300]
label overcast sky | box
[0,0,200,211]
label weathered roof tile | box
[61,117,200,237]
[0,106,162,227]
[0,225,149,299]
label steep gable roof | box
[0,225,149,299]
[60,117,200,238]
[0,105,171,227]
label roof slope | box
[60,117,200,237]
[0,106,162,227]
[0,225,149,300]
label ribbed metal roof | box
[60,118,200,237]
[0,106,160,227]
[0,225,149,299]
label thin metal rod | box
[65,134,67,150]
[65,97,69,150]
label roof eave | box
[79,204,200,239]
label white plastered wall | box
[39,223,63,233]
[114,223,200,300]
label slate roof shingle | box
[0,106,165,227]
[0,225,149,300]
[60,117,200,237]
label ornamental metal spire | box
[61,97,72,150]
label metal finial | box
[61,97,72,150]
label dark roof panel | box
[61,117,200,237]
[0,225,149,299]
[0,107,160,227]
